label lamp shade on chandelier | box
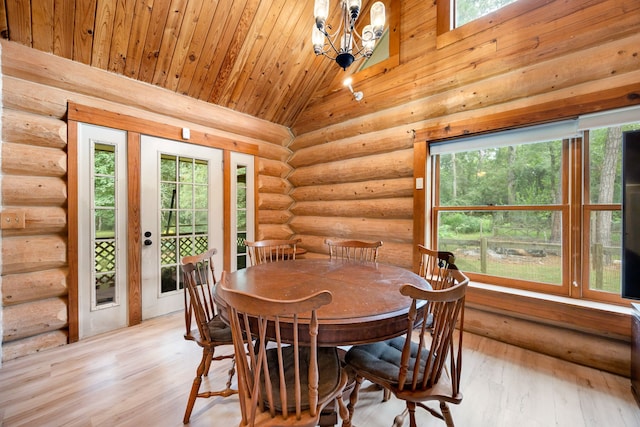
[312,0,386,70]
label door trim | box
[127,133,142,325]
[68,103,259,156]
[67,120,79,342]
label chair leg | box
[183,347,211,423]
[224,357,236,392]
[345,375,363,427]
[406,402,417,427]
[203,348,213,376]
[441,401,455,427]
[336,393,349,427]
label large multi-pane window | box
[430,107,640,304]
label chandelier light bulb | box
[370,2,385,38]
[347,0,362,21]
[362,25,375,56]
[315,0,330,27]
[312,26,325,54]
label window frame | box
[581,130,625,304]
[436,0,546,49]
[430,139,572,296]
[426,106,640,306]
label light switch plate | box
[182,127,190,139]
[415,177,424,190]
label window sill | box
[466,281,632,341]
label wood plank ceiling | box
[0,0,366,130]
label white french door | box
[140,135,223,319]
[77,123,129,339]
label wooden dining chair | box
[181,249,237,424]
[371,244,455,404]
[244,238,302,266]
[417,244,456,290]
[325,239,383,262]
[345,266,469,427]
[218,271,349,427]
[361,244,456,404]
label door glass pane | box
[160,155,209,294]
[237,168,247,208]
[95,272,116,305]
[178,210,194,234]
[236,165,248,269]
[179,236,195,260]
[95,208,115,236]
[161,155,176,181]
[237,232,247,270]
[179,157,193,182]
[94,177,115,207]
[194,211,208,234]
[95,240,116,304]
[179,184,192,209]
[161,237,177,264]
[93,143,118,307]
[161,265,177,293]
[194,160,207,184]
[194,185,207,209]
[194,235,208,255]
[161,183,177,209]
[161,210,176,235]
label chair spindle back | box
[325,239,383,262]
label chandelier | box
[312,0,386,70]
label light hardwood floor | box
[1,311,639,427]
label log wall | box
[288,0,640,374]
[288,127,416,268]
[0,40,293,362]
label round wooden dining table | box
[216,258,430,346]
